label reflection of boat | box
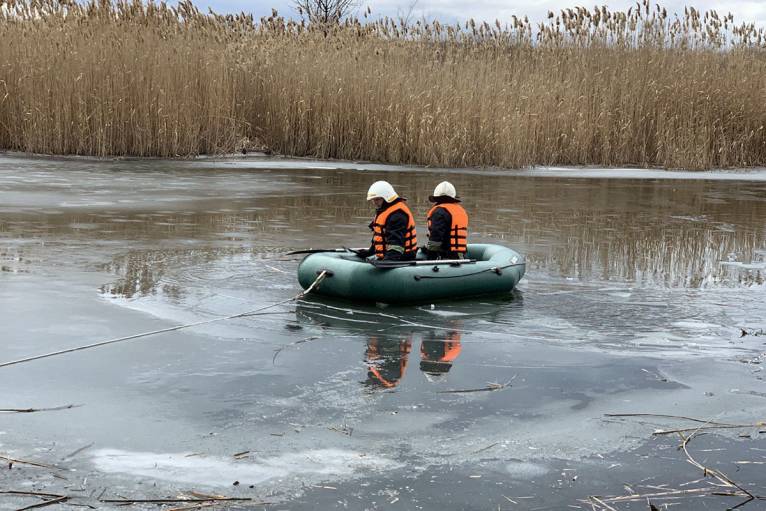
[297,244,525,304]
[295,302,470,389]
[294,294,518,333]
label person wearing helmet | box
[356,180,418,261]
[424,181,468,260]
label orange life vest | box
[427,203,468,253]
[371,201,418,259]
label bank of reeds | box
[0,0,765,169]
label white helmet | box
[366,180,398,202]
[430,181,458,201]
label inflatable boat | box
[297,244,525,304]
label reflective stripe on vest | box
[427,203,468,253]
[371,201,418,259]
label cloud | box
[196,0,766,27]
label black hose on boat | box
[413,262,526,281]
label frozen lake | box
[1,155,765,510]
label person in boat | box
[423,181,469,260]
[355,180,418,262]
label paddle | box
[285,247,366,256]
[370,258,477,269]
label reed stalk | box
[0,0,764,169]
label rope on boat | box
[414,262,526,281]
[0,271,328,370]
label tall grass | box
[0,0,765,168]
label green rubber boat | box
[297,244,525,304]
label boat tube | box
[297,244,525,304]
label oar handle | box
[371,259,476,269]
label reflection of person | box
[420,330,462,379]
[424,181,468,260]
[355,180,418,262]
[364,336,413,389]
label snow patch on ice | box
[505,460,550,479]
[671,320,721,329]
[92,448,402,487]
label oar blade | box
[285,248,345,256]
[285,247,367,256]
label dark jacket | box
[365,198,416,261]
[426,197,462,258]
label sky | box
[194,0,766,27]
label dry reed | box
[0,0,765,169]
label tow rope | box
[0,271,328,369]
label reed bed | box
[0,0,765,169]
